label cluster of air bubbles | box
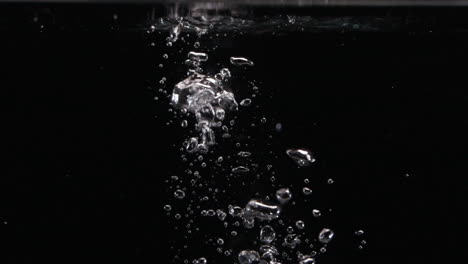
[298,255,315,264]
[167,21,182,43]
[185,51,209,71]
[238,250,260,264]
[168,25,253,153]
[287,15,297,24]
[354,229,367,250]
[233,187,338,263]
[172,70,238,153]
[283,233,301,249]
[159,20,355,264]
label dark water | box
[1,4,465,264]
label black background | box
[0,4,466,264]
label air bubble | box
[286,149,315,166]
[192,257,207,264]
[240,98,252,107]
[238,151,252,157]
[318,228,334,244]
[296,220,305,230]
[230,57,254,66]
[275,188,292,204]
[355,230,364,236]
[188,51,208,62]
[284,234,300,248]
[244,199,281,220]
[174,189,185,199]
[232,166,250,173]
[260,225,276,244]
[312,209,321,218]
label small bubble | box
[243,217,255,229]
[240,98,252,107]
[275,123,282,132]
[312,209,321,218]
[237,151,252,157]
[276,188,292,204]
[303,187,312,195]
[284,234,300,248]
[207,210,216,216]
[318,228,334,244]
[220,68,231,80]
[355,230,365,236]
[296,220,305,230]
[174,189,186,199]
